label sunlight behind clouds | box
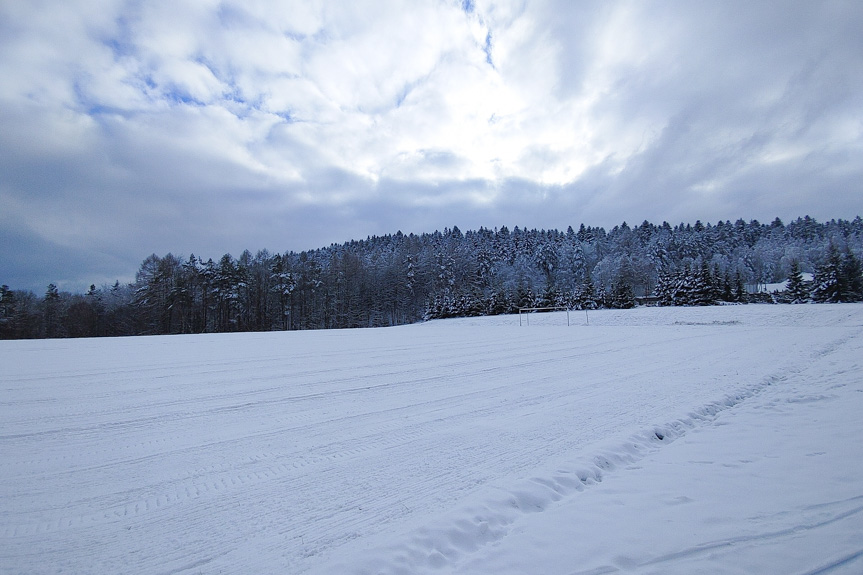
[0,0,677,199]
[0,0,861,290]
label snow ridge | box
[323,360,815,574]
[798,547,863,575]
[640,497,863,570]
[325,321,863,574]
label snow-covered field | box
[2,304,862,574]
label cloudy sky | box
[1,0,862,292]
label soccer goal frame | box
[518,306,570,326]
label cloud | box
[1,0,862,291]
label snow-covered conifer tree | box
[811,244,844,303]
[842,249,862,302]
[786,261,809,303]
[734,270,747,303]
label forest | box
[2,215,862,339]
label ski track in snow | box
[1,304,862,574]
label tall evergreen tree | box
[655,267,678,306]
[577,274,598,310]
[721,271,733,302]
[786,261,808,303]
[43,283,63,338]
[0,285,16,339]
[610,279,635,309]
[842,249,863,301]
[811,244,845,303]
[691,261,717,305]
[734,270,747,303]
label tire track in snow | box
[796,548,863,575]
[321,326,863,574]
[4,313,860,575]
[0,350,561,536]
[0,329,720,542]
[0,330,666,476]
[636,497,863,571]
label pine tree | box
[712,263,723,300]
[691,261,717,306]
[734,270,747,303]
[721,271,733,302]
[842,249,862,302]
[786,261,808,303]
[676,264,697,306]
[811,244,844,303]
[515,283,535,309]
[577,277,598,310]
[541,283,562,308]
[42,283,63,338]
[655,264,687,306]
[610,264,636,309]
[0,285,15,339]
[654,269,670,305]
[270,254,296,330]
[610,280,635,309]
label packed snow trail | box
[1,304,862,574]
[443,313,863,575]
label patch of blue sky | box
[103,37,128,58]
[311,27,332,45]
[164,87,206,107]
[102,13,137,59]
[193,54,231,85]
[72,80,127,118]
[273,111,294,123]
[395,85,411,108]
[483,31,494,68]
[284,30,307,42]
[225,87,248,107]
[136,73,156,90]
[216,3,251,29]
[225,93,279,120]
[85,103,133,118]
[395,73,432,109]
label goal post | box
[518,306,570,326]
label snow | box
[2,304,862,574]
[758,272,814,293]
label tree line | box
[2,215,862,339]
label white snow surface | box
[759,272,814,293]
[2,304,863,574]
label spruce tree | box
[691,261,716,305]
[786,261,808,303]
[655,268,676,306]
[677,264,696,306]
[611,280,636,308]
[0,285,15,339]
[842,249,862,302]
[515,283,534,309]
[578,277,598,310]
[811,244,844,303]
[722,271,733,302]
[734,270,747,303]
[712,263,723,301]
[541,283,562,308]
